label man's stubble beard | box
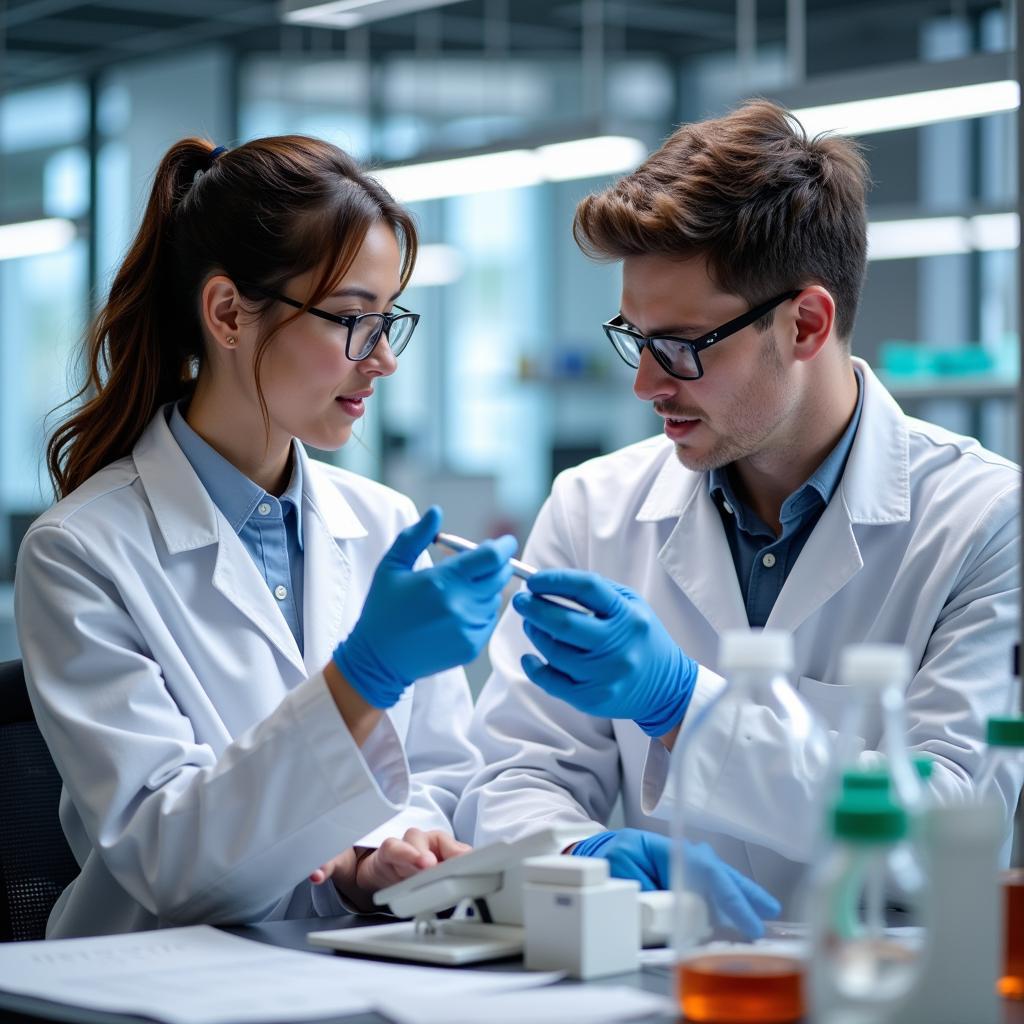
[671,329,786,473]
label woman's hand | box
[310,828,471,912]
[332,506,517,710]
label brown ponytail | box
[47,135,418,499]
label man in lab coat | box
[454,100,1021,912]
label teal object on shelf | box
[879,342,935,377]
[879,341,996,378]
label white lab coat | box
[15,406,481,937]
[455,360,1021,911]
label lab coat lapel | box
[638,453,748,634]
[210,534,308,677]
[134,408,306,679]
[765,495,862,633]
[767,359,910,633]
[300,453,368,675]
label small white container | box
[522,854,640,979]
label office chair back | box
[0,658,79,941]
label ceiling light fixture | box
[867,213,1018,261]
[372,135,647,203]
[793,80,1019,137]
[281,0,464,29]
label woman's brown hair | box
[573,99,869,340]
[47,135,417,499]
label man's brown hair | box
[573,99,869,341]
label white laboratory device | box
[307,828,684,967]
[308,829,568,965]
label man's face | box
[621,254,798,472]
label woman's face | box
[249,221,404,452]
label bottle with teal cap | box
[808,786,928,1023]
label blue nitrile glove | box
[571,828,780,940]
[512,569,698,736]
[334,506,516,708]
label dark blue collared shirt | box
[709,369,864,628]
[169,402,305,652]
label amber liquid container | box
[677,953,804,1023]
[1001,869,1024,1000]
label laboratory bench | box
[229,914,1024,1024]
[3,912,1022,1023]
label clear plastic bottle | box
[837,644,923,813]
[808,789,927,1023]
[976,713,1024,1000]
[671,629,832,1024]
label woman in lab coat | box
[15,136,516,938]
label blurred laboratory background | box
[0,0,1018,683]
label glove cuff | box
[568,831,615,858]
[332,632,407,710]
[635,651,699,738]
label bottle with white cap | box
[671,628,832,1024]
[837,644,923,814]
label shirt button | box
[762,553,777,569]
[258,502,272,516]
[274,584,288,600]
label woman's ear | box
[791,286,836,363]
[201,275,243,352]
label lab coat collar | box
[633,357,910,635]
[838,358,911,526]
[134,405,370,553]
[134,408,368,678]
[634,357,910,528]
[133,406,222,555]
[301,454,368,541]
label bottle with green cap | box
[808,787,928,1023]
[974,645,1024,1001]
[837,643,924,814]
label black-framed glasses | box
[603,289,800,380]
[239,282,420,361]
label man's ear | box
[201,275,242,352]
[791,286,836,363]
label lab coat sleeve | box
[347,498,484,849]
[352,664,482,848]
[904,484,1022,819]
[453,486,620,851]
[641,481,1022,863]
[15,523,411,927]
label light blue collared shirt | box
[709,369,864,628]
[168,402,305,653]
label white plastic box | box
[522,855,640,979]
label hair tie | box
[208,145,228,167]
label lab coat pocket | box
[796,676,857,733]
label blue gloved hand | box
[512,569,698,736]
[334,506,516,708]
[570,828,780,940]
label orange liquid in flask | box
[677,952,804,1023]
[1001,869,1024,1000]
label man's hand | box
[571,828,780,940]
[310,828,471,912]
[513,569,698,737]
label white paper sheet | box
[0,925,560,1024]
[374,985,675,1024]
